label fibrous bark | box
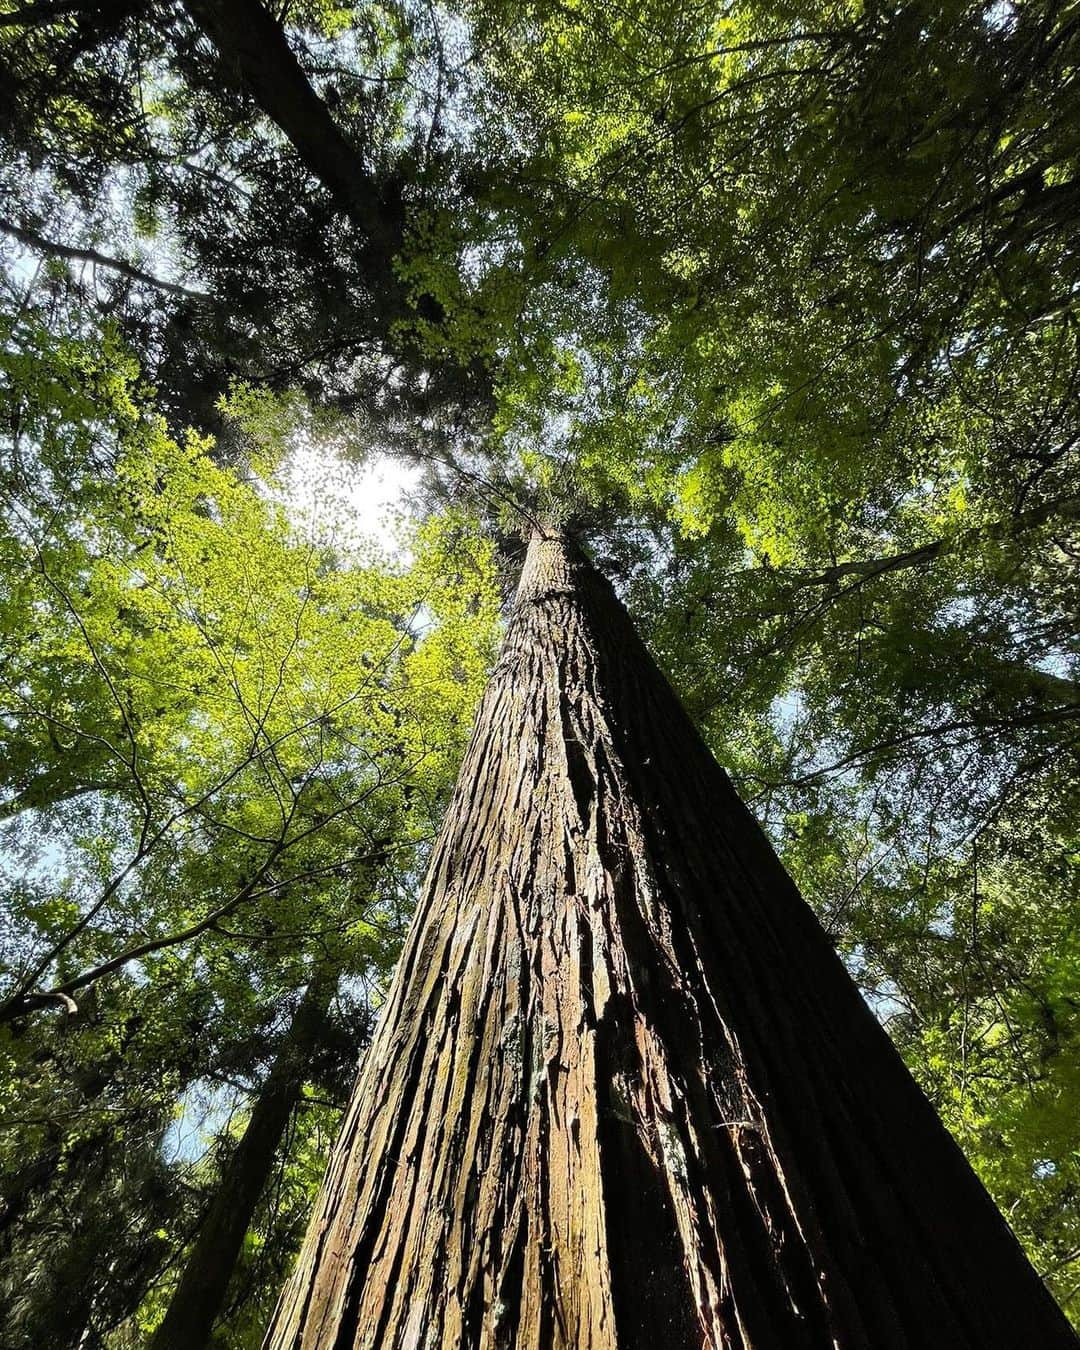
[266,530,1077,1349]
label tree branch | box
[179,0,396,252]
[791,492,1080,590]
[0,216,211,302]
[0,843,392,1024]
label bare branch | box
[0,216,211,303]
[790,492,1080,590]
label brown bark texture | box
[265,531,1078,1349]
[150,969,336,1350]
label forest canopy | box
[1,0,1078,1343]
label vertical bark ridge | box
[265,531,1078,1349]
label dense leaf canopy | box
[1,0,1078,1341]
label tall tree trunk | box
[265,531,1077,1349]
[180,0,396,252]
[150,969,337,1350]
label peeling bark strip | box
[265,532,1078,1349]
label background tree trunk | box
[150,969,337,1350]
[180,0,395,251]
[265,531,1077,1349]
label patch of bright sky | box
[162,1076,245,1165]
[860,969,910,1029]
[274,443,421,560]
[985,0,1018,31]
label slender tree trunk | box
[265,531,1077,1349]
[150,969,337,1350]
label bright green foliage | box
[0,308,499,1345]
[451,0,1079,565]
[0,310,498,1013]
[1,0,1079,1337]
